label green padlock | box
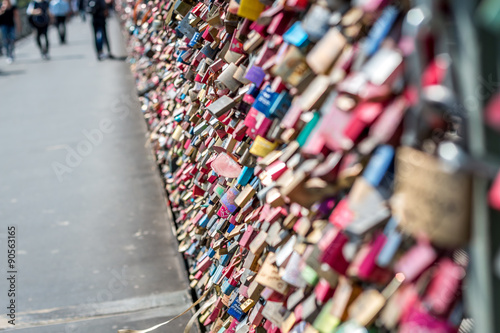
[297,112,320,147]
[313,300,341,333]
[301,264,320,286]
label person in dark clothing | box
[87,0,112,60]
[54,15,66,42]
[27,0,51,59]
[0,0,21,63]
[77,0,85,21]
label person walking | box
[0,0,21,63]
[49,0,70,44]
[77,0,85,21]
[27,0,51,59]
[87,0,112,60]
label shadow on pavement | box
[61,39,93,46]
[14,54,86,64]
[51,54,86,61]
[109,55,128,61]
[0,69,26,77]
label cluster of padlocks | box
[116,0,500,332]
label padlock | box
[174,0,196,17]
[217,63,242,92]
[237,0,265,21]
[394,146,472,248]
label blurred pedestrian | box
[77,0,85,21]
[70,0,77,15]
[27,0,51,59]
[49,0,70,44]
[0,0,21,63]
[87,0,112,60]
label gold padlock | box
[249,135,279,157]
[237,0,265,21]
[394,146,472,248]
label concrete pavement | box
[0,14,193,332]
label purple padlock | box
[244,65,266,87]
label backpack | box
[27,0,49,27]
[50,0,70,16]
[86,0,101,15]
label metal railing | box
[17,9,33,39]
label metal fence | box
[17,9,33,39]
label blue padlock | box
[363,6,399,57]
[188,32,201,48]
[227,298,246,321]
[283,21,310,48]
[207,247,216,258]
[210,265,224,283]
[362,145,395,187]
[252,84,278,116]
[198,214,209,228]
[269,91,292,118]
[237,166,255,186]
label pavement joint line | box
[0,289,192,330]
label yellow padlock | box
[249,135,278,157]
[237,0,265,21]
